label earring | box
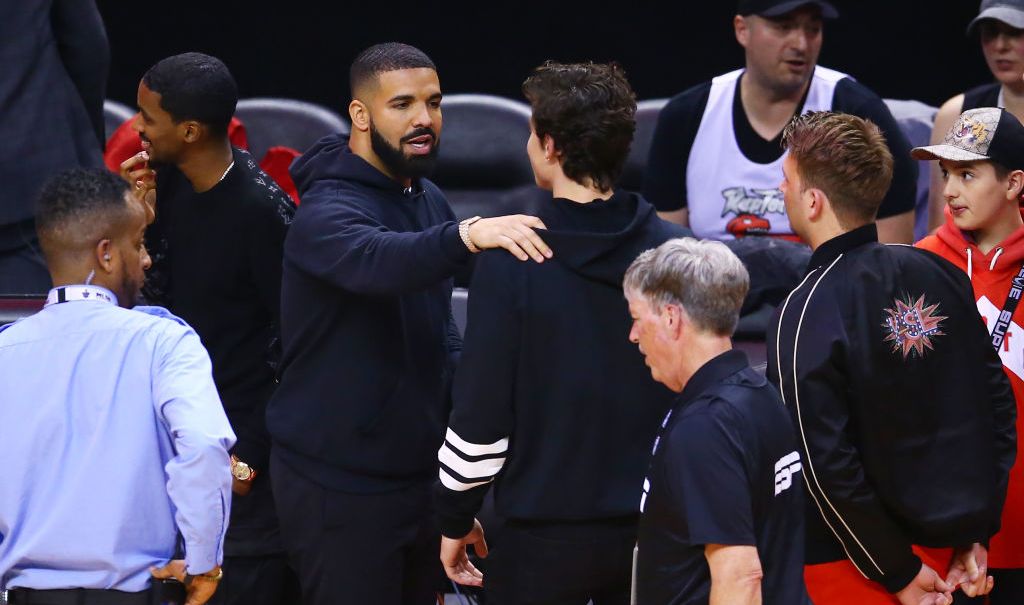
[104,254,111,261]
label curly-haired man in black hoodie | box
[435,61,690,604]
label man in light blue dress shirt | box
[0,169,236,605]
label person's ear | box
[181,120,202,143]
[542,135,559,162]
[349,99,370,133]
[1007,169,1024,202]
[663,304,685,340]
[95,239,115,273]
[806,188,827,222]
[734,15,750,48]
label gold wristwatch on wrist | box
[184,567,223,587]
[230,454,257,482]
[459,216,482,253]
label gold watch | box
[459,216,482,253]
[230,455,257,482]
[184,567,223,587]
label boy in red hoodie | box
[916,106,1024,604]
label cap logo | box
[944,109,1000,155]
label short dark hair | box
[142,52,238,136]
[522,61,637,192]
[350,43,436,98]
[991,159,1012,181]
[35,169,131,259]
[781,111,893,227]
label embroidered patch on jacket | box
[881,294,947,359]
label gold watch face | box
[231,461,253,481]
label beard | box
[369,122,440,181]
[139,136,175,169]
[119,271,144,309]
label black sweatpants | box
[207,554,300,605]
[270,453,442,605]
[210,457,300,605]
[484,517,638,605]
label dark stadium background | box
[98,1,983,117]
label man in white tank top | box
[643,0,917,244]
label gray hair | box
[623,237,749,336]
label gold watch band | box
[184,567,223,587]
[459,216,482,253]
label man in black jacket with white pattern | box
[769,111,1016,605]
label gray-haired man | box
[624,238,809,605]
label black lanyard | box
[990,263,1024,352]
[639,406,676,514]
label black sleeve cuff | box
[880,551,923,594]
[437,510,476,540]
[231,437,270,475]
[441,222,473,265]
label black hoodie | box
[434,191,691,537]
[266,134,469,492]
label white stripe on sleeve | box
[438,444,506,480]
[439,467,493,492]
[445,427,509,457]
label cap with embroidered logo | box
[911,107,1024,171]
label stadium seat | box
[883,98,938,241]
[235,98,350,162]
[619,98,668,193]
[103,99,135,143]
[451,288,468,337]
[432,94,546,221]
[0,296,44,327]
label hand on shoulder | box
[466,215,552,263]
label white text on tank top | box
[685,66,849,240]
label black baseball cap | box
[738,0,840,18]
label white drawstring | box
[967,247,973,280]
[990,247,1005,270]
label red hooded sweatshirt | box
[917,213,1024,568]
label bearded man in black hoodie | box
[435,61,691,604]
[265,43,551,605]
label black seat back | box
[618,98,667,193]
[235,98,350,160]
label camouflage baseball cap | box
[911,107,1024,170]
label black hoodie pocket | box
[356,375,407,435]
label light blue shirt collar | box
[44,284,118,307]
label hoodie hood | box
[932,207,1024,279]
[538,190,690,287]
[290,133,412,199]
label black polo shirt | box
[636,350,808,605]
